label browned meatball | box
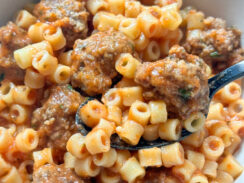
[0,22,31,83]
[0,22,31,51]
[31,85,84,151]
[184,17,244,72]
[33,0,89,47]
[33,164,90,183]
[135,45,209,120]
[229,48,244,66]
[71,29,134,95]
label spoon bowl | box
[76,61,244,150]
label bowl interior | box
[184,0,244,45]
[0,0,243,182]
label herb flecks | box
[67,84,73,90]
[60,104,65,109]
[0,73,5,82]
[210,51,222,58]
[178,88,192,101]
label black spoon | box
[76,61,244,150]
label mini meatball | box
[0,22,31,51]
[71,30,134,95]
[33,0,89,47]
[135,45,209,120]
[0,22,31,82]
[184,17,244,72]
[33,164,90,183]
[31,85,84,151]
[229,48,244,66]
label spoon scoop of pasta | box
[76,61,244,150]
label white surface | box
[0,0,243,182]
[0,0,33,25]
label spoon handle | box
[208,61,244,99]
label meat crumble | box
[0,1,243,182]
[0,22,31,83]
[135,45,210,120]
[184,17,244,72]
[33,164,90,183]
[71,29,135,95]
[33,0,89,48]
[31,85,84,151]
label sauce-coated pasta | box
[0,0,243,182]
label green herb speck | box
[0,73,4,82]
[210,51,222,58]
[178,88,192,101]
[60,104,65,109]
[67,84,73,90]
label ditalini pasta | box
[158,119,182,140]
[138,147,162,167]
[66,133,90,159]
[161,142,184,168]
[93,148,117,167]
[0,0,243,182]
[15,128,39,153]
[186,150,205,170]
[85,128,110,155]
[74,156,101,177]
[16,10,37,29]
[201,136,225,161]
[119,157,145,183]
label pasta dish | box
[0,0,243,182]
